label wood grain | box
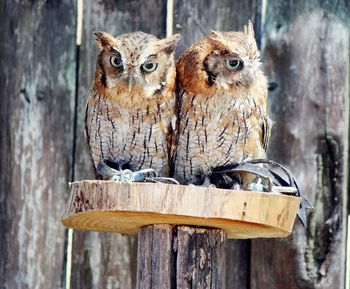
[0,1,76,288]
[173,0,262,55]
[62,181,300,239]
[176,226,226,289]
[71,1,167,288]
[251,1,350,288]
[136,225,226,289]
[137,225,174,288]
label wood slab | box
[61,180,301,239]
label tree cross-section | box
[62,180,301,289]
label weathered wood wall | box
[0,1,76,288]
[0,0,349,288]
[251,1,350,288]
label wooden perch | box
[137,225,226,288]
[62,180,301,239]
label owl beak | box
[128,77,136,94]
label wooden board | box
[0,1,76,288]
[62,181,301,239]
[251,1,350,288]
[137,225,226,289]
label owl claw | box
[201,176,216,188]
[111,169,134,182]
[97,160,179,184]
[231,183,241,190]
[247,178,265,192]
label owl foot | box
[246,178,266,192]
[110,168,153,182]
[97,160,179,184]
[231,183,241,190]
[201,176,216,188]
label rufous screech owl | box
[173,21,271,186]
[85,31,180,177]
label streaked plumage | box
[173,22,271,186]
[86,31,180,177]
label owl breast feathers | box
[173,22,271,186]
[85,31,180,177]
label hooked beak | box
[128,77,136,94]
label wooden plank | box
[137,225,174,288]
[172,1,263,288]
[62,181,301,239]
[251,2,350,288]
[176,226,226,289]
[136,225,226,289]
[0,1,76,288]
[173,0,262,54]
[71,1,167,288]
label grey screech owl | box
[85,31,180,178]
[173,21,271,187]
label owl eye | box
[225,59,243,71]
[142,62,158,73]
[110,55,123,68]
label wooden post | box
[137,225,226,289]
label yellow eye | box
[142,62,158,73]
[110,55,123,68]
[225,59,243,71]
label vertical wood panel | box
[173,0,262,55]
[71,1,167,288]
[173,1,261,288]
[251,1,350,288]
[0,1,76,288]
[136,225,226,289]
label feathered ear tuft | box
[210,30,222,38]
[93,31,115,49]
[243,20,255,39]
[159,34,181,54]
[207,30,225,46]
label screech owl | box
[85,31,180,178]
[173,21,271,187]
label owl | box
[85,31,180,178]
[173,22,271,187]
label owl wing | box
[261,116,271,152]
[84,94,102,178]
[168,86,184,177]
[84,99,91,151]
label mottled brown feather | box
[86,31,180,177]
[174,22,271,186]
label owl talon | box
[247,178,265,192]
[231,183,241,190]
[201,176,216,188]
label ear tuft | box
[208,31,223,47]
[210,30,221,38]
[243,20,255,39]
[93,31,115,49]
[161,34,181,54]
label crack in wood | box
[305,135,342,282]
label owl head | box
[177,21,263,95]
[93,31,180,98]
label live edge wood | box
[62,180,301,239]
